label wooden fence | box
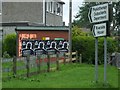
[2,51,82,79]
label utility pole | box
[0,0,2,57]
[45,0,47,26]
[0,0,2,89]
[69,0,72,62]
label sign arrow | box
[88,7,92,23]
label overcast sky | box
[62,0,84,26]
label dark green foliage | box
[3,51,11,58]
[72,36,95,64]
[113,1,120,26]
[118,36,120,52]
[72,2,106,28]
[72,36,118,64]
[3,34,16,57]
[0,40,2,57]
[98,37,118,64]
[73,2,96,28]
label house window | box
[47,2,63,15]
[56,3,63,16]
[56,3,60,15]
[50,2,53,12]
[46,2,50,12]
[46,1,54,13]
[59,4,63,16]
[46,2,48,11]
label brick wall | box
[17,30,69,56]
[18,30,69,40]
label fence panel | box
[2,51,80,79]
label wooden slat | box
[65,52,76,56]
[66,59,70,62]
[2,68,12,72]
[59,60,63,63]
[50,54,56,57]
[72,52,76,55]
[65,53,70,56]
[2,58,13,63]
[65,58,76,61]
[72,58,76,61]
[50,67,56,71]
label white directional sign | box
[92,23,107,37]
[88,3,109,23]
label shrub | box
[3,34,16,57]
[98,37,118,64]
[72,26,87,37]
[3,51,11,58]
[0,40,2,57]
[72,36,118,64]
[72,36,95,64]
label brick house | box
[2,0,65,35]
[1,0,70,57]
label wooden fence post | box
[63,53,66,64]
[79,54,82,64]
[13,56,17,78]
[76,51,78,63]
[26,55,30,77]
[37,55,41,73]
[47,54,50,72]
[56,53,59,70]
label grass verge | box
[2,63,118,88]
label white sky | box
[62,0,84,26]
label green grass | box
[2,63,118,88]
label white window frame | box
[46,2,49,12]
[46,1,50,12]
[46,1,54,13]
[59,4,63,16]
[56,3,60,15]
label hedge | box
[72,36,118,64]
[3,34,16,57]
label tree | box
[72,1,120,53]
[73,1,120,36]
[72,2,97,28]
[3,34,16,57]
[112,1,120,36]
[111,1,120,52]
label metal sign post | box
[88,3,109,84]
[95,37,98,83]
[104,37,107,85]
